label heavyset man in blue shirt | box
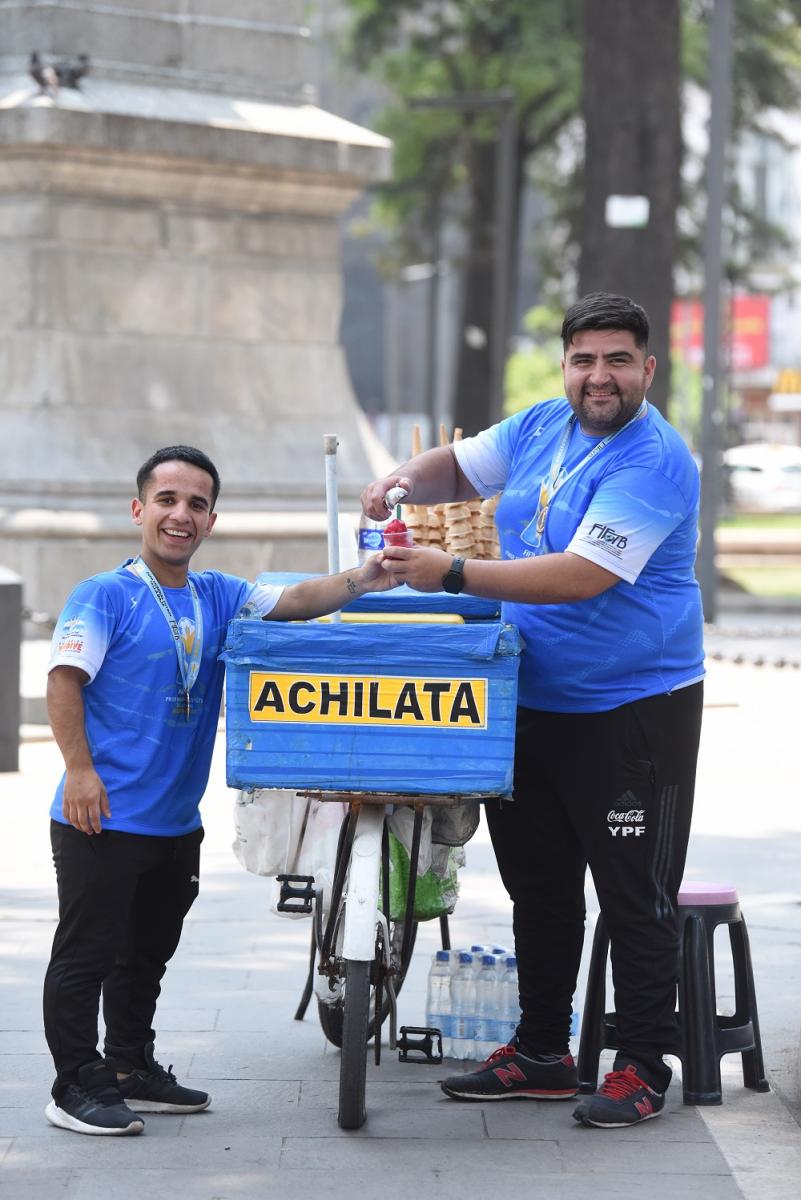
[44,445,392,1137]
[361,292,705,1129]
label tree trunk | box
[578,0,681,417]
[452,139,497,436]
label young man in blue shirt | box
[45,444,391,1136]
[361,293,704,1128]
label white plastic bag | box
[232,789,297,877]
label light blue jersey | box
[48,564,282,835]
[454,399,704,712]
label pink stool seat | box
[678,882,739,906]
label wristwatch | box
[442,556,466,594]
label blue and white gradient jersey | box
[454,398,704,712]
[48,564,283,835]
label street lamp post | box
[698,0,734,623]
[408,91,518,430]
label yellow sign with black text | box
[248,671,488,729]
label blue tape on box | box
[223,618,521,797]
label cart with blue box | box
[222,577,521,1129]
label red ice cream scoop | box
[383,517,415,547]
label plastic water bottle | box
[491,945,510,969]
[451,951,477,1060]
[474,954,499,1061]
[498,955,521,1046]
[470,945,489,975]
[356,514,384,564]
[425,950,453,1057]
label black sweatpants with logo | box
[484,683,703,1093]
[43,821,203,1099]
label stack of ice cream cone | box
[475,493,501,559]
[398,424,500,559]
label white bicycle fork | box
[341,805,385,960]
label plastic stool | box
[576,882,770,1104]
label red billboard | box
[671,295,770,370]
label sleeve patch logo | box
[581,523,628,557]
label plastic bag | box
[386,807,464,921]
[232,789,347,918]
[232,789,296,877]
[431,798,481,846]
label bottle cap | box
[505,956,517,968]
[436,950,450,963]
[459,951,473,965]
[482,954,497,967]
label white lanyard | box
[526,400,647,548]
[130,557,203,720]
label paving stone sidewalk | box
[1,659,800,1200]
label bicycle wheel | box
[338,958,371,1130]
[317,914,418,1048]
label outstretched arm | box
[47,665,110,835]
[268,555,395,621]
[380,546,620,604]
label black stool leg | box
[729,917,770,1093]
[680,912,722,1105]
[577,916,610,1094]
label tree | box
[344,0,582,434]
[344,0,801,434]
[578,0,681,416]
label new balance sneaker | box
[441,1044,579,1101]
[45,1061,144,1136]
[115,1042,211,1114]
[572,1063,666,1128]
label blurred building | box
[0,2,390,619]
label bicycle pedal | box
[397,1026,443,1064]
[276,874,315,914]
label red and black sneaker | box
[440,1044,578,1102]
[572,1063,665,1128]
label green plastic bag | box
[385,811,464,921]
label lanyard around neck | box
[130,557,203,714]
[526,399,647,548]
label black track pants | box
[43,821,203,1098]
[484,683,703,1091]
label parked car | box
[723,442,801,513]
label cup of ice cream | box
[383,517,415,548]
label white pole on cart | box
[323,434,342,622]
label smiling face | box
[131,460,217,586]
[562,329,656,435]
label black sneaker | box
[115,1042,211,1113]
[572,1063,665,1128]
[441,1044,579,1101]
[45,1061,144,1136]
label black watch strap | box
[442,555,466,594]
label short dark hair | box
[561,292,650,352]
[136,446,221,508]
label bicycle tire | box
[317,915,418,1048]
[338,958,371,1130]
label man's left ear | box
[204,512,218,537]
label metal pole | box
[489,97,517,428]
[323,434,341,622]
[424,193,442,445]
[0,567,22,772]
[698,0,733,623]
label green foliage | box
[341,0,581,260]
[504,304,564,416]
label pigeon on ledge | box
[54,53,91,90]
[29,51,58,97]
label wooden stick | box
[439,423,449,447]
[411,423,422,458]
